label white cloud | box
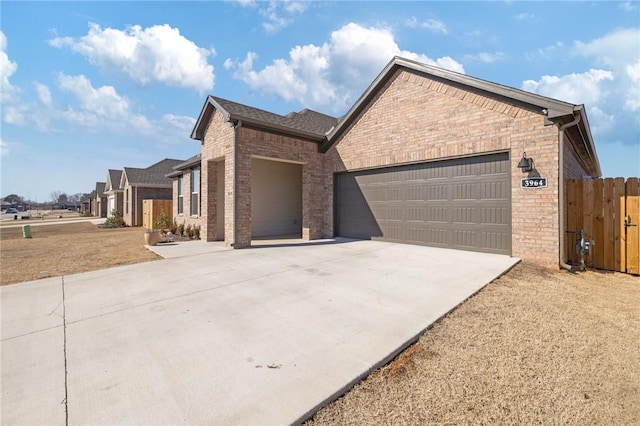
[49,23,215,93]
[58,73,130,119]
[406,17,419,28]
[625,60,640,111]
[0,31,19,102]
[406,17,448,34]
[54,73,167,137]
[619,1,637,12]
[573,28,639,70]
[521,69,613,105]
[284,1,306,14]
[514,13,534,20]
[587,106,615,135]
[34,82,52,106]
[523,28,640,128]
[572,28,640,112]
[532,41,565,59]
[2,106,26,126]
[162,113,197,133]
[259,1,306,34]
[226,22,464,112]
[234,0,256,7]
[465,52,504,63]
[422,19,448,34]
[0,138,9,157]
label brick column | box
[302,161,323,240]
[232,141,252,248]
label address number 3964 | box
[521,177,547,188]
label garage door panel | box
[336,153,511,255]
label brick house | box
[92,182,107,218]
[120,158,183,227]
[104,170,124,217]
[188,56,600,269]
[166,154,204,231]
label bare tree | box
[50,191,62,204]
[49,191,68,204]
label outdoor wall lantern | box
[517,152,533,173]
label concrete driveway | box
[1,239,518,425]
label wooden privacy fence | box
[142,199,172,230]
[566,178,639,275]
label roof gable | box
[190,96,338,142]
[122,158,184,187]
[105,170,122,192]
[319,56,599,175]
[166,154,201,178]
[95,182,106,196]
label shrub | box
[169,219,178,234]
[153,211,171,231]
[185,224,193,238]
[177,222,185,236]
[101,210,126,228]
[193,225,201,240]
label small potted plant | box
[144,210,171,246]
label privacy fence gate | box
[566,177,639,275]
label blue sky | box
[1,1,639,202]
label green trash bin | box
[22,225,32,239]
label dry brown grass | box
[0,222,160,285]
[307,262,640,425]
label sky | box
[1,1,639,202]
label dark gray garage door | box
[335,152,511,255]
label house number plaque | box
[521,177,547,188]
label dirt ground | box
[307,262,640,425]
[0,221,160,285]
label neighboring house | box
[166,154,203,231]
[92,182,108,218]
[187,56,600,269]
[120,158,183,227]
[104,170,124,217]
[80,194,91,214]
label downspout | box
[232,119,243,247]
[558,112,581,271]
[135,186,138,227]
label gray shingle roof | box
[124,158,184,187]
[166,154,201,178]
[106,170,122,192]
[191,96,338,141]
[95,182,106,197]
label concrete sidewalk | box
[0,217,104,229]
[146,239,228,258]
[1,240,519,425]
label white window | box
[178,177,184,214]
[190,168,199,216]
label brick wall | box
[563,135,591,181]
[199,108,324,247]
[235,127,323,245]
[201,111,234,244]
[91,197,106,217]
[194,68,593,269]
[171,171,204,234]
[325,68,562,268]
